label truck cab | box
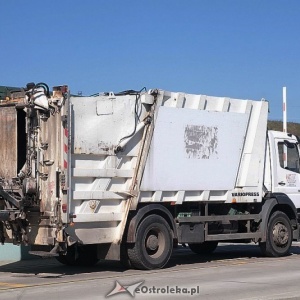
[267,130,300,209]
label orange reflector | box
[232,198,237,203]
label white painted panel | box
[71,95,146,156]
[73,191,127,200]
[72,168,133,178]
[141,107,249,191]
[96,99,113,115]
[74,213,123,222]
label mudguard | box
[126,204,177,243]
[260,193,298,242]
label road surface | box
[1,243,300,300]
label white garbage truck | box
[0,83,299,269]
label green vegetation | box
[268,121,300,137]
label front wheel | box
[127,215,173,270]
[259,211,292,257]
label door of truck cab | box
[273,136,300,209]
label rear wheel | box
[127,215,173,270]
[259,211,292,257]
[56,244,99,266]
[188,241,218,255]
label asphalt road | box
[1,243,300,300]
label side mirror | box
[284,140,296,149]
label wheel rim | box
[272,221,289,248]
[144,228,166,259]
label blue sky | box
[1,0,299,121]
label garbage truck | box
[0,82,299,270]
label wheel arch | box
[260,193,298,242]
[126,204,177,243]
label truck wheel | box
[188,241,218,255]
[56,244,99,266]
[259,211,292,257]
[127,215,173,270]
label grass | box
[268,121,300,136]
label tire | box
[56,244,99,266]
[127,215,173,270]
[188,241,218,255]
[259,211,292,257]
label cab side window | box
[278,142,300,173]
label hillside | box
[268,121,300,137]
